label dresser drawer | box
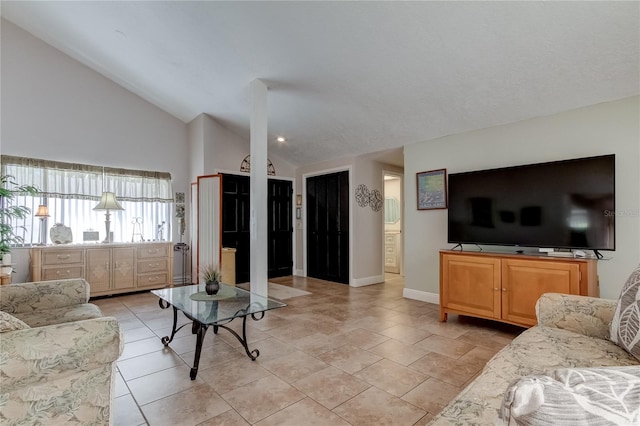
[137,245,169,259]
[137,259,168,274]
[42,266,84,281]
[42,250,84,265]
[385,235,396,244]
[137,273,169,288]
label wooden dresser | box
[31,242,173,297]
[439,250,598,327]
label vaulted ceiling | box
[2,1,639,166]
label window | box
[1,156,173,245]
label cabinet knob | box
[494,287,499,291]
[57,254,70,260]
[148,276,158,282]
[57,270,70,276]
[502,288,507,292]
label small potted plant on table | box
[201,264,221,295]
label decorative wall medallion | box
[240,155,276,176]
[355,184,370,207]
[369,189,383,212]
[175,192,185,203]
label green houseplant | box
[200,263,221,295]
[0,175,39,267]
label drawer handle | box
[148,249,159,254]
[148,262,160,268]
[57,270,71,276]
[57,255,71,260]
[148,276,159,282]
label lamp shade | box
[93,192,124,211]
[34,205,50,217]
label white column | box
[250,79,269,296]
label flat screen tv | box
[447,154,615,251]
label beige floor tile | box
[293,366,370,410]
[355,358,428,397]
[255,397,351,426]
[114,371,129,398]
[127,364,204,405]
[118,317,147,331]
[317,345,382,374]
[368,338,428,366]
[348,316,399,332]
[456,330,511,351]
[243,337,296,361]
[199,356,272,394]
[221,375,305,424]
[112,393,146,426]
[198,410,249,426]
[421,321,471,339]
[409,351,481,386]
[344,328,390,349]
[259,350,328,383]
[414,334,475,359]
[180,340,242,370]
[290,332,348,355]
[117,348,186,380]
[379,324,433,344]
[333,386,426,426]
[141,384,231,426]
[123,326,158,343]
[119,337,167,361]
[402,377,460,414]
[457,346,500,368]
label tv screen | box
[447,155,615,251]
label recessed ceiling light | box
[276,137,286,143]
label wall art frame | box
[416,168,447,210]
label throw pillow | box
[0,310,30,332]
[500,366,640,425]
[610,263,640,361]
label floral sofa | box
[430,289,640,425]
[0,278,123,425]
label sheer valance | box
[1,155,173,203]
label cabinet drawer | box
[385,235,396,244]
[137,245,169,259]
[42,266,84,281]
[385,246,396,255]
[137,259,168,274]
[42,250,84,265]
[137,273,169,288]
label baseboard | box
[403,288,440,305]
[294,269,305,277]
[351,275,384,287]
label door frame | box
[214,169,296,275]
[302,166,353,285]
[382,170,404,276]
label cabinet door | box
[86,248,111,293]
[113,247,135,290]
[502,259,580,326]
[441,254,501,320]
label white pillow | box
[609,264,640,361]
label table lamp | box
[34,205,49,245]
[93,192,124,243]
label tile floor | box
[94,274,524,426]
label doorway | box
[383,172,403,278]
[306,170,350,284]
[221,174,293,283]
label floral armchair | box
[0,279,123,425]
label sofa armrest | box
[536,293,617,340]
[0,317,123,392]
[0,278,90,314]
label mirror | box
[385,197,400,224]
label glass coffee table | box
[152,283,286,380]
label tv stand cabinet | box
[439,250,598,327]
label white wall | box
[1,19,189,281]
[404,96,640,301]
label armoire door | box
[221,174,293,283]
[221,174,251,284]
[268,179,293,278]
[306,171,349,284]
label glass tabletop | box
[151,283,286,325]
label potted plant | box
[200,263,221,295]
[1,175,39,274]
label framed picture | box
[416,168,447,210]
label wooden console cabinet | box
[439,250,598,327]
[31,242,173,297]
